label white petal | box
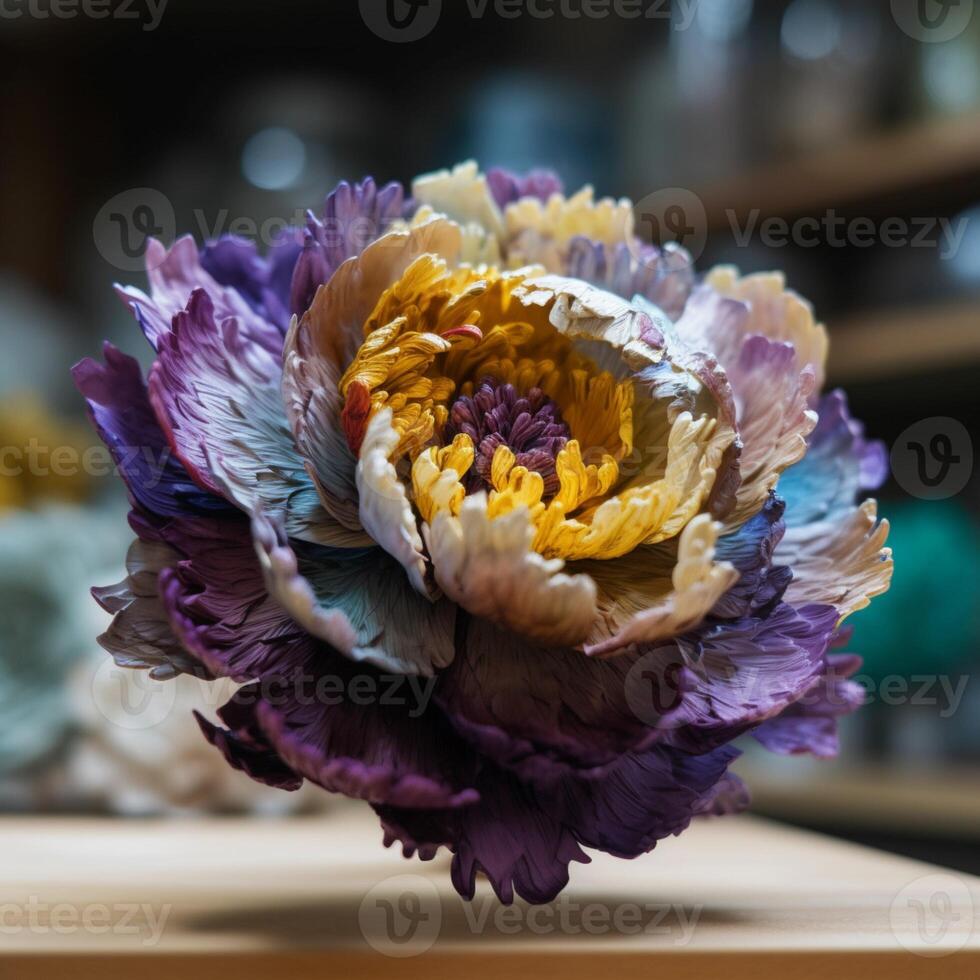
[584,514,739,657]
[356,409,430,597]
[424,493,599,647]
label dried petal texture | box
[195,689,304,791]
[777,393,892,619]
[779,500,892,619]
[505,186,634,273]
[200,229,302,331]
[412,160,506,244]
[254,658,480,809]
[704,266,829,391]
[424,493,600,647]
[282,219,463,530]
[551,743,742,858]
[753,654,865,758]
[93,527,200,680]
[567,237,696,322]
[116,236,284,355]
[355,409,431,595]
[723,335,817,527]
[378,765,591,905]
[72,343,230,519]
[583,514,739,657]
[290,177,406,318]
[666,602,839,751]
[133,512,479,809]
[435,617,678,781]
[252,509,455,677]
[673,283,818,530]
[147,289,365,548]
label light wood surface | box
[0,809,977,978]
[744,764,980,837]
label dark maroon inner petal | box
[444,377,571,497]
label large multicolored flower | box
[75,160,892,903]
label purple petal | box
[290,177,405,317]
[116,235,283,355]
[72,343,230,518]
[435,618,675,782]
[753,654,865,758]
[486,167,563,208]
[667,603,839,751]
[712,494,792,619]
[195,687,304,791]
[199,229,302,332]
[380,765,589,905]
[553,744,742,858]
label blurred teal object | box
[847,499,980,680]
[0,506,126,780]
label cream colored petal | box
[412,160,505,243]
[515,273,665,371]
[582,514,739,657]
[424,493,600,647]
[722,339,819,531]
[356,409,430,597]
[412,203,501,266]
[705,266,829,390]
[778,499,893,619]
[282,218,463,530]
[504,186,634,269]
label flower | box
[0,506,126,801]
[74,161,893,903]
[66,655,331,816]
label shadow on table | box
[184,893,757,948]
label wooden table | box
[1,809,977,978]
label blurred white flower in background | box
[0,503,326,816]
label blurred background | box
[0,0,977,868]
